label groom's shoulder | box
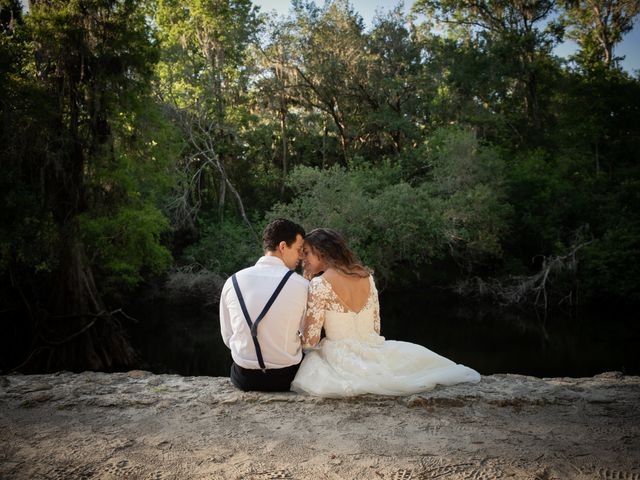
[229,265,308,286]
[286,272,309,304]
[288,271,309,289]
[221,265,253,289]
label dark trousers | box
[230,361,301,392]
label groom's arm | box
[219,280,233,348]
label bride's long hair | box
[304,228,371,278]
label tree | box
[270,0,369,164]
[253,19,296,195]
[559,0,640,69]
[413,0,562,142]
[361,7,425,155]
[2,0,161,372]
[151,0,261,227]
[269,126,510,282]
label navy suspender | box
[231,270,295,371]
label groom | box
[219,218,308,392]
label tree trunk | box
[322,123,328,169]
[330,105,349,166]
[218,169,227,221]
[28,67,135,373]
[13,0,148,374]
[279,102,288,198]
[526,69,542,132]
[25,221,136,373]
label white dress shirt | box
[220,256,309,369]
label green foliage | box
[79,204,172,294]
[413,0,565,147]
[149,0,264,223]
[419,126,511,266]
[0,189,59,275]
[77,102,179,297]
[552,67,640,177]
[268,126,510,281]
[506,150,581,258]
[152,0,260,113]
[27,0,159,110]
[104,102,183,208]
[581,224,640,302]
[0,6,58,276]
[1,0,173,298]
[183,218,263,276]
[426,126,506,192]
[558,0,640,69]
[580,176,640,302]
[2,0,640,315]
[268,163,441,282]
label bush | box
[581,225,640,303]
[267,163,442,282]
[424,126,511,268]
[183,218,263,277]
[268,126,510,282]
[80,204,173,296]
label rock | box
[20,383,53,393]
[0,372,638,480]
[594,371,624,379]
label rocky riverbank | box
[1,371,639,479]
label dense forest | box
[1,0,639,373]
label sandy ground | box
[1,371,639,480]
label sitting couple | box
[219,218,480,397]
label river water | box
[124,287,639,378]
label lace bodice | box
[301,275,381,348]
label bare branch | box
[162,102,259,241]
[455,239,593,311]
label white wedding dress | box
[291,275,481,397]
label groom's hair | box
[262,218,306,252]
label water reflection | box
[124,288,639,378]
[381,288,639,378]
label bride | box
[291,228,481,397]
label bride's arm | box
[300,279,327,348]
[372,278,381,334]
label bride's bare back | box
[322,268,371,313]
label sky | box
[253,0,640,74]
